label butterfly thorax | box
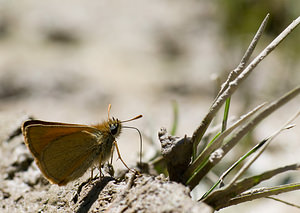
[92,117,122,161]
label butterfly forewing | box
[23,123,92,158]
[23,121,105,185]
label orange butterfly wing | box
[23,121,88,157]
[22,120,104,185]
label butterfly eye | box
[110,124,119,135]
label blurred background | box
[0,1,299,212]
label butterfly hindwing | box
[40,129,102,185]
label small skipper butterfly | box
[22,105,142,186]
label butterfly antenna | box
[123,126,143,164]
[107,104,112,119]
[121,115,143,123]
[121,115,143,163]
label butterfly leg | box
[110,145,114,164]
[98,157,104,178]
[113,141,139,175]
[105,145,115,177]
[88,167,98,183]
[90,168,94,180]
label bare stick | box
[218,183,300,210]
[214,14,270,103]
[184,103,266,182]
[266,196,300,209]
[188,86,300,189]
[228,109,300,185]
[191,16,300,158]
[203,164,300,209]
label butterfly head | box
[108,117,122,137]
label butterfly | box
[22,104,142,185]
